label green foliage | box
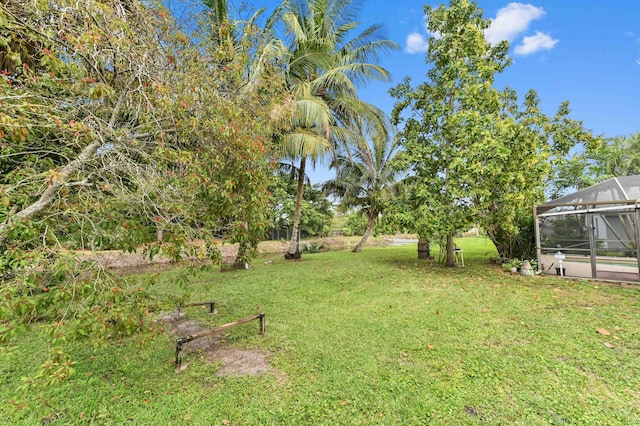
[323,131,403,250]
[3,242,640,424]
[0,0,282,389]
[489,209,537,260]
[501,258,522,270]
[301,241,325,253]
[269,175,334,237]
[343,213,368,236]
[501,257,539,272]
[275,0,399,256]
[390,0,594,263]
[0,249,160,400]
[0,0,280,259]
[550,132,640,199]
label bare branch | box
[0,139,102,245]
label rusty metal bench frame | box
[175,312,266,366]
[178,300,217,314]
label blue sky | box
[250,1,640,183]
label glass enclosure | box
[535,176,640,282]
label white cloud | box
[404,2,556,56]
[405,32,428,54]
[485,3,545,44]
[514,31,558,55]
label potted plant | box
[501,258,523,273]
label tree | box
[0,0,281,391]
[199,0,289,265]
[390,0,593,263]
[268,171,333,238]
[323,132,402,252]
[595,133,640,178]
[277,0,398,259]
[473,89,594,260]
[550,132,640,198]
[0,0,281,258]
[0,0,170,248]
[391,0,510,266]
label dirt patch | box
[161,310,273,377]
[78,240,287,271]
[209,348,272,377]
[76,235,417,272]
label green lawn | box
[2,237,640,425]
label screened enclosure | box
[535,176,640,282]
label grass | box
[2,237,640,425]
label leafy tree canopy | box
[323,131,403,252]
[0,0,283,393]
[389,0,595,262]
[550,132,640,199]
[269,171,333,238]
[276,0,398,258]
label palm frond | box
[283,130,331,160]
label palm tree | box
[324,132,403,252]
[202,0,286,95]
[278,0,398,258]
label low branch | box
[0,139,103,246]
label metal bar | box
[175,313,265,367]
[539,203,640,218]
[176,339,184,366]
[534,205,542,272]
[636,207,640,278]
[588,212,597,279]
[538,199,639,210]
[185,314,262,342]
[179,301,217,314]
[614,177,630,200]
[182,300,216,308]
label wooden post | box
[417,239,431,259]
[176,338,185,366]
[259,312,266,335]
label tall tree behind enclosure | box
[391,0,511,266]
[390,0,594,263]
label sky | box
[248,1,640,183]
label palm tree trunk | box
[352,211,377,252]
[285,155,306,259]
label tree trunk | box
[236,241,250,269]
[285,156,306,259]
[235,221,250,268]
[445,232,455,267]
[352,212,377,253]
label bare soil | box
[82,235,416,273]
[160,309,274,377]
[209,348,272,377]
